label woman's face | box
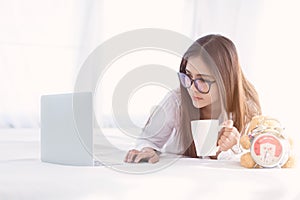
[185,56,219,108]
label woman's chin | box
[192,99,210,109]
[192,100,201,108]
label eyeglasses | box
[177,72,216,94]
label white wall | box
[253,0,300,154]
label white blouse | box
[135,88,241,161]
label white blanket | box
[0,129,299,200]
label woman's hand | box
[124,147,159,163]
[218,120,240,151]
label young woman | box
[124,34,261,163]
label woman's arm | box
[124,90,180,163]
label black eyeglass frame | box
[177,72,216,94]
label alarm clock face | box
[251,133,284,167]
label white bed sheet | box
[0,129,299,200]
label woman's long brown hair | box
[179,35,261,158]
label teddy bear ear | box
[246,115,264,134]
[263,116,281,128]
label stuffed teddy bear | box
[239,115,295,168]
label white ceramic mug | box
[191,119,221,156]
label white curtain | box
[0,0,186,128]
[0,0,107,128]
[0,0,77,127]
[184,0,262,80]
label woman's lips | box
[193,96,203,101]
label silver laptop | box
[41,92,125,166]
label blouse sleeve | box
[217,147,242,161]
[135,90,180,152]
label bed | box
[0,128,299,200]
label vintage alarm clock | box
[240,115,293,168]
[250,129,290,168]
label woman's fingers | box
[218,127,240,151]
[134,152,150,163]
[124,149,139,163]
[148,154,159,163]
[124,148,159,163]
[222,120,233,128]
[134,151,155,163]
[134,148,159,163]
[218,136,231,151]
